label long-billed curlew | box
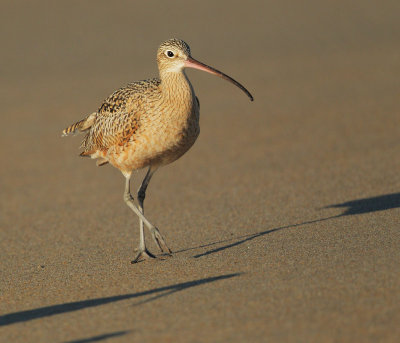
[62,38,253,263]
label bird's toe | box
[131,249,156,264]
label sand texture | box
[1,1,400,342]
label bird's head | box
[157,38,191,73]
[157,38,253,101]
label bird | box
[62,38,253,263]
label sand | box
[1,1,400,342]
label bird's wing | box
[81,110,141,153]
[81,79,160,154]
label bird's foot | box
[150,227,172,255]
[131,248,156,264]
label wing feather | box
[81,79,160,153]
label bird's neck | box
[159,70,195,105]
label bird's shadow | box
[185,192,400,258]
[323,192,400,216]
[64,331,130,343]
[0,273,240,327]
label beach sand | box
[1,1,399,342]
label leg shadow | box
[193,215,339,258]
[0,273,240,327]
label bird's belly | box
[108,115,200,173]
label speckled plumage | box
[62,38,253,263]
[64,57,200,176]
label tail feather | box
[62,112,96,137]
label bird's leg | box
[137,167,172,256]
[123,174,170,263]
[137,167,155,256]
[124,175,155,263]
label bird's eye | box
[166,50,174,58]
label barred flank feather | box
[62,112,96,137]
[62,119,85,136]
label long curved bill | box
[184,56,254,101]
